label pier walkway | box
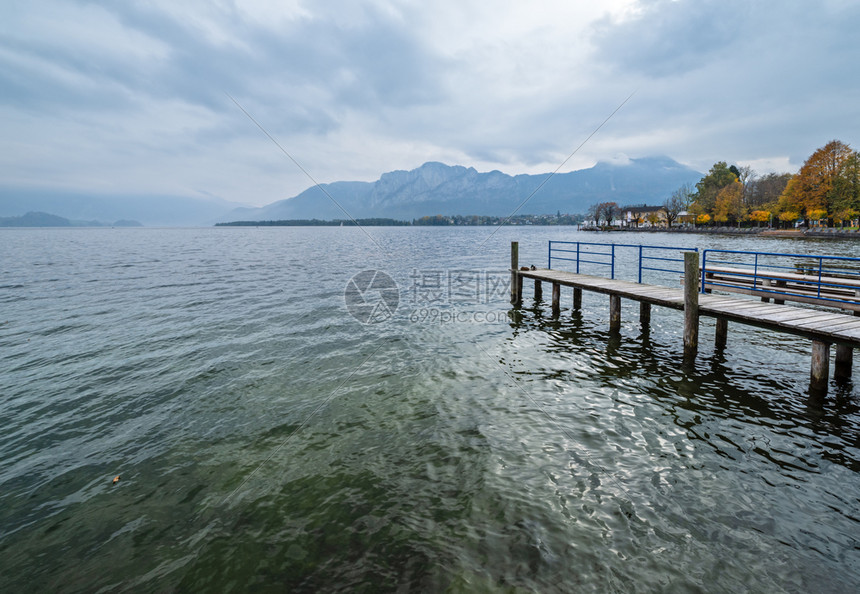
[518,267,860,346]
[510,241,860,394]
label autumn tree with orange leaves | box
[778,140,860,226]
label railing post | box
[576,242,580,274]
[547,241,552,270]
[611,244,616,279]
[753,253,759,289]
[817,257,823,298]
[510,241,520,305]
[684,251,699,358]
[700,250,708,294]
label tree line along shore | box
[215,213,585,227]
[586,140,859,230]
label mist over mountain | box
[222,157,702,222]
[0,188,243,227]
[0,211,143,227]
[0,157,702,226]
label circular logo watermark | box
[344,270,399,324]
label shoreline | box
[580,227,860,239]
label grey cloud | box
[98,2,446,113]
[1,0,447,139]
[591,0,747,77]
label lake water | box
[2,226,860,592]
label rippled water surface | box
[2,227,860,592]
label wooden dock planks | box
[520,268,860,348]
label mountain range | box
[221,157,701,222]
[0,157,702,226]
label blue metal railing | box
[700,249,860,306]
[548,241,695,285]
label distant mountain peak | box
[593,155,685,170]
[218,156,703,222]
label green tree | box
[692,162,738,215]
[832,150,860,225]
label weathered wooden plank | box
[787,313,860,329]
[702,303,790,317]
[751,309,844,324]
[706,301,787,314]
[707,304,829,322]
[799,318,860,333]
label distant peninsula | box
[216,218,409,227]
[216,213,583,227]
[0,211,142,227]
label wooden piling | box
[810,340,830,392]
[573,288,582,310]
[516,274,523,306]
[609,294,621,332]
[534,280,542,301]
[640,302,651,328]
[835,344,853,381]
[683,251,700,358]
[715,317,728,350]
[774,281,785,305]
[551,283,560,315]
[761,279,771,302]
[510,241,520,305]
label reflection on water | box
[1,227,859,591]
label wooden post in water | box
[835,344,853,381]
[774,281,786,304]
[715,318,728,351]
[683,251,699,358]
[551,283,561,315]
[810,340,830,393]
[640,302,651,329]
[573,288,582,310]
[517,271,523,306]
[510,242,521,305]
[534,280,542,301]
[609,294,621,332]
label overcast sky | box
[2,0,859,207]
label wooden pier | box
[510,242,860,394]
